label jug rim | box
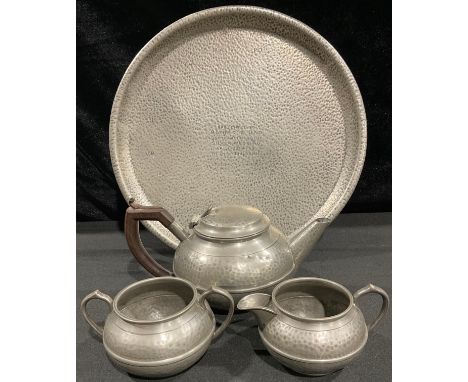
[112,277,198,324]
[272,277,354,322]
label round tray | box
[110,6,366,249]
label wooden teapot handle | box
[125,199,185,277]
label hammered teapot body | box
[125,202,330,307]
[80,277,234,378]
[237,277,389,376]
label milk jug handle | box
[353,284,390,332]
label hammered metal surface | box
[278,296,326,318]
[109,341,211,378]
[119,293,187,321]
[173,226,294,292]
[104,303,213,361]
[109,6,367,249]
[83,278,230,378]
[262,308,367,360]
[237,277,389,375]
[263,343,363,376]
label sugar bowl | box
[81,277,234,378]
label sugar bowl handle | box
[80,290,113,338]
[199,287,235,340]
[125,199,187,277]
[353,284,390,332]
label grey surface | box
[77,213,391,381]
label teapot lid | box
[193,205,270,240]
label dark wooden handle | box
[125,200,175,277]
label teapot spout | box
[288,217,331,266]
[237,294,276,328]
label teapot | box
[125,201,330,308]
[237,277,390,376]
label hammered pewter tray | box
[110,6,366,249]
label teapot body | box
[174,224,295,306]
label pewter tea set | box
[81,6,389,378]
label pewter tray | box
[110,6,366,248]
